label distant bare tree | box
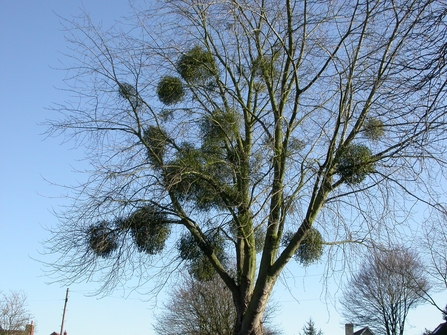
[0,291,32,335]
[417,208,447,315]
[341,247,430,335]
[153,273,281,335]
[423,211,447,288]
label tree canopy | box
[44,0,447,334]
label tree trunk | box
[234,312,265,335]
[233,278,276,335]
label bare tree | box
[0,291,32,335]
[409,207,447,315]
[341,247,430,335]
[423,209,447,291]
[43,1,447,334]
[153,273,281,335]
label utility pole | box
[60,288,69,335]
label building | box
[0,322,34,335]
[431,322,447,335]
[50,331,67,335]
[345,323,374,335]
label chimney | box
[345,323,354,335]
[25,321,35,335]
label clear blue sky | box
[0,1,445,335]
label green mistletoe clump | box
[337,144,375,185]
